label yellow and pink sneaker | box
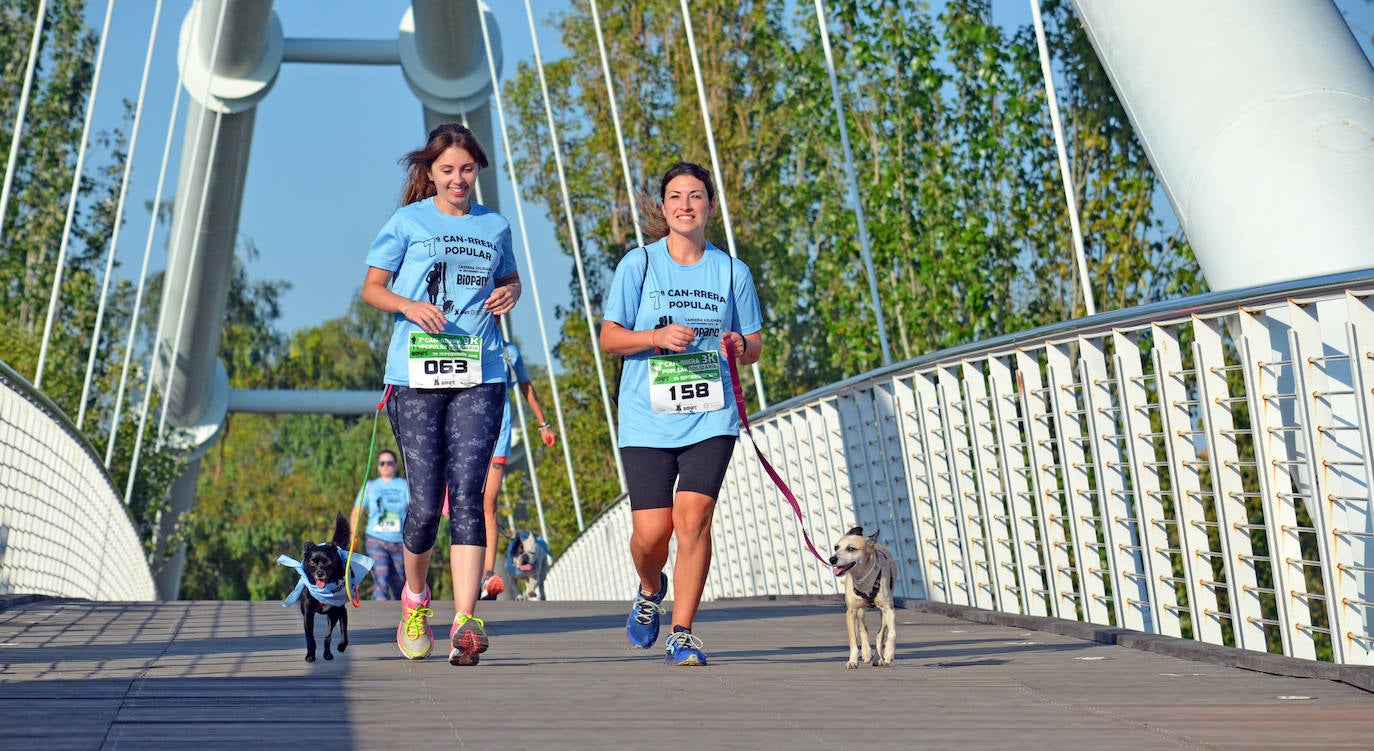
[396,585,433,660]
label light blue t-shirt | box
[360,477,409,544]
[495,343,533,457]
[365,198,518,386]
[603,238,762,448]
[504,342,533,389]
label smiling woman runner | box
[361,123,521,666]
[600,161,764,666]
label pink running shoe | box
[449,612,490,666]
[396,585,433,660]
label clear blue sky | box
[82,1,1374,370]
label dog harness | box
[848,549,890,608]
[277,547,375,608]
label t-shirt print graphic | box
[425,262,449,310]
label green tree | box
[0,0,183,540]
[497,0,1206,540]
[504,0,1203,393]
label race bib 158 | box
[647,351,725,414]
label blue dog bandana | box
[277,547,375,607]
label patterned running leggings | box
[365,536,405,600]
[387,383,505,552]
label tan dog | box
[829,525,896,668]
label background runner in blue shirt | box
[479,342,556,600]
[357,449,409,600]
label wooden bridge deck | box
[2,595,1372,750]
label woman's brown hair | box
[398,123,490,206]
[635,161,717,242]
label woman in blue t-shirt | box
[600,161,764,666]
[361,123,521,666]
[358,449,409,600]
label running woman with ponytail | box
[361,123,520,665]
[600,161,763,666]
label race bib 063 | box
[408,332,481,389]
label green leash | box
[346,386,392,606]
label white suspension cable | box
[80,0,165,430]
[500,315,547,540]
[1030,0,1096,316]
[524,0,626,494]
[675,0,768,409]
[0,0,47,246]
[126,0,227,506]
[35,0,117,389]
[108,11,184,469]
[478,2,585,531]
[460,111,484,205]
[812,0,893,366]
[587,0,644,248]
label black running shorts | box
[620,435,737,511]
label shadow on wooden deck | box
[2,596,1372,750]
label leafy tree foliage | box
[498,0,1205,547]
[0,0,182,542]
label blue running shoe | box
[664,627,707,666]
[626,572,668,648]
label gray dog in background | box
[504,530,552,601]
[829,525,896,668]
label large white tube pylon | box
[1069,0,1374,289]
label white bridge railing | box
[0,362,155,601]
[548,269,1374,666]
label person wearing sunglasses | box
[358,449,409,600]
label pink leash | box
[726,348,830,565]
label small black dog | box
[299,512,352,663]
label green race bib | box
[408,332,481,389]
[647,351,725,414]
